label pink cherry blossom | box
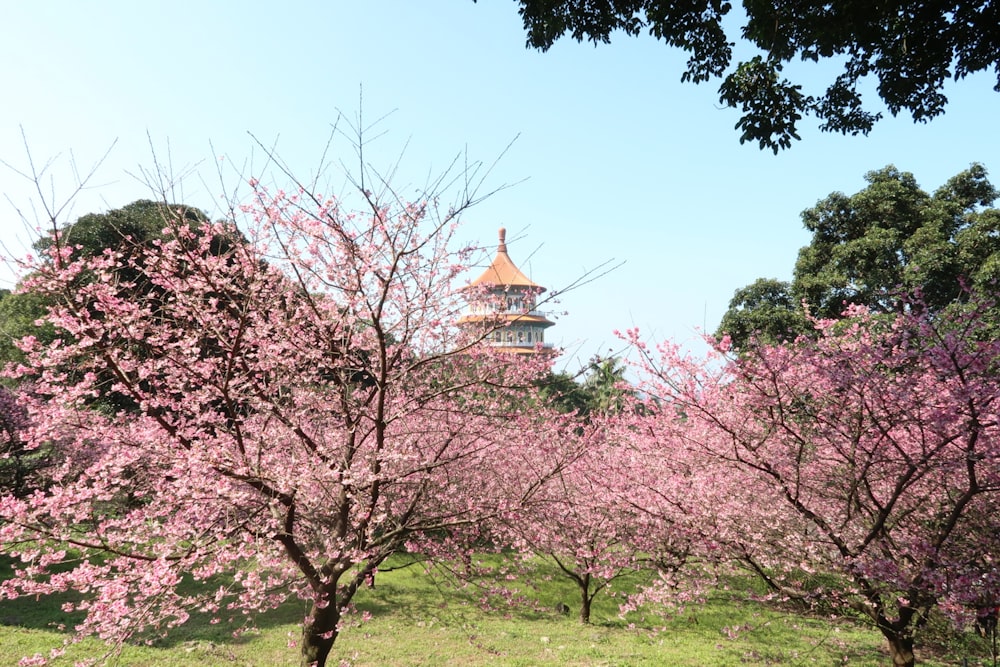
[1,173,569,667]
[624,298,1000,667]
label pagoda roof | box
[468,228,544,291]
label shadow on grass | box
[9,554,952,666]
[0,555,87,632]
[349,554,664,636]
[0,553,518,653]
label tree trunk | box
[877,604,919,667]
[300,598,341,667]
[885,633,915,667]
[579,573,592,624]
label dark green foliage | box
[535,356,632,417]
[580,355,630,415]
[715,278,809,349]
[534,371,592,415]
[37,200,216,316]
[1,200,220,412]
[34,199,209,259]
[0,289,54,368]
[718,164,1000,350]
[794,164,1000,318]
[0,201,213,370]
[499,0,1000,152]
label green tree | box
[580,355,630,415]
[35,199,206,259]
[535,370,593,415]
[495,0,1000,152]
[0,200,212,369]
[0,289,56,368]
[535,355,632,416]
[717,164,1000,349]
[0,200,218,496]
[715,278,809,348]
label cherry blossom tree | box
[603,409,728,621]
[492,391,715,625]
[626,300,1000,667]
[0,386,48,499]
[494,423,644,624]
[0,148,572,666]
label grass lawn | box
[1,556,994,666]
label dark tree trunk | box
[885,633,915,667]
[300,597,341,667]
[877,604,919,667]
[579,573,592,624]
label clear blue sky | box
[2,1,999,369]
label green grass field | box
[1,557,994,666]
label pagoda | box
[458,228,555,353]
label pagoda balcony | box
[490,340,555,349]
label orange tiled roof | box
[468,228,544,290]
[456,312,553,326]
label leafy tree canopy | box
[715,278,810,348]
[0,200,213,368]
[717,163,1000,349]
[535,355,632,416]
[0,288,57,369]
[33,198,210,259]
[497,0,1000,152]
